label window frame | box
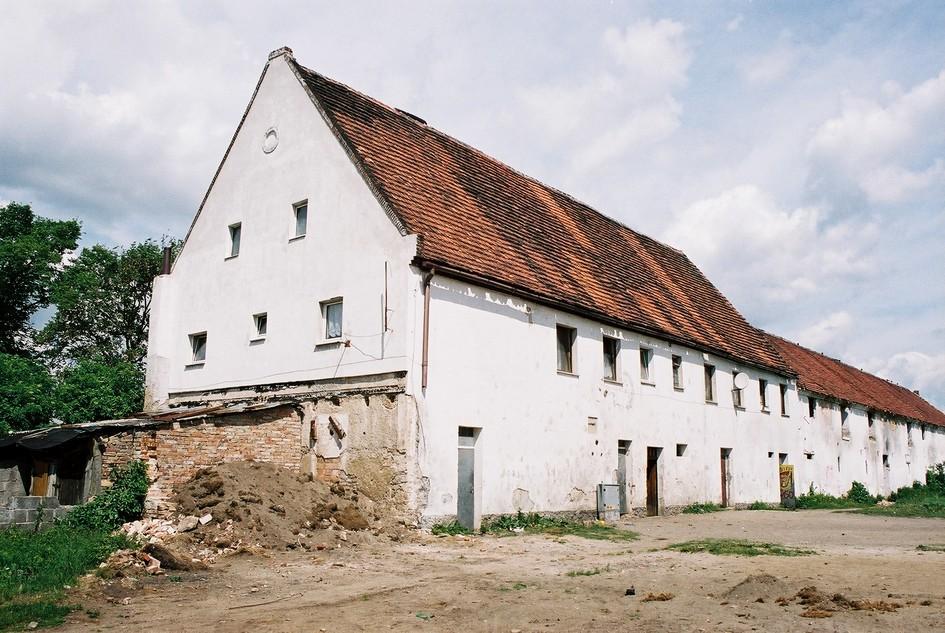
[840,405,851,440]
[808,396,816,418]
[639,347,653,384]
[867,411,876,439]
[556,324,577,375]
[732,370,744,409]
[251,312,268,342]
[671,354,683,390]
[704,364,716,403]
[779,384,788,416]
[188,332,207,365]
[602,335,620,383]
[319,298,344,343]
[291,200,308,240]
[759,378,769,412]
[227,222,241,259]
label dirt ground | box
[62,509,945,632]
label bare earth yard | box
[62,510,945,632]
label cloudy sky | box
[2,1,943,407]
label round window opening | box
[262,128,279,154]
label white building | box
[145,47,945,528]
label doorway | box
[646,446,661,516]
[457,427,478,530]
[617,440,631,514]
[720,448,732,507]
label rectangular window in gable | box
[808,397,816,418]
[779,384,788,416]
[228,223,241,258]
[602,336,619,382]
[293,201,308,238]
[841,406,851,440]
[867,411,876,439]
[759,378,769,411]
[732,370,743,408]
[556,325,576,374]
[189,332,207,364]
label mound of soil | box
[726,574,791,603]
[173,462,374,552]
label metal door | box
[617,440,630,514]
[457,427,476,530]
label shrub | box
[62,461,149,531]
[431,520,471,536]
[847,481,878,505]
[927,462,945,496]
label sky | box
[1,1,943,408]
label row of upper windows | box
[186,298,342,366]
[556,324,790,414]
[225,201,308,259]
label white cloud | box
[742,43,799,84]
[865,351,945,406]
[807,68,945,203]
[663,185,877,306]
[726,15,743,32]
[797,311,853,349]
[517,18,690,173]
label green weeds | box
[682,503,723,514]
[481,512,638,542]
[666,538,815,557]
[430,520,471,536]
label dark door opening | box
[720,448,732,507]
[457,427,477,530]
[617,440,631,515]
[646,446,661,516]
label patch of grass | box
[747,501,773,510]
[666,538,815,557]
[566,565,609,577]
[682,503,723,514]
[480,511,638,542]
[0,599,73,631]
[917,544,945,552]
[430,520,471,536]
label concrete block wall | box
[0,460,26,506]
[0,496,72,531]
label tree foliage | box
[52,358,144,425]
[40,240,171,367]
[0,352,55,435]
[0,202,80,355]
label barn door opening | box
[457,427,478,530]
[617,440,631,515]
[720,448,732,507]
[646,446,661,516]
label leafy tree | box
[0,352,55,435]
[52,359,144,425]
[0,202,80,355]
[40,239,172,367]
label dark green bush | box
[62,461,149,531]
[847,481,878,505]
[927,462,945,496]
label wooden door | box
[720,449,731,507]
[646,447,660,516]
[31,460,49,496]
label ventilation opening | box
[676,444,687,457]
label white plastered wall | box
[145,55,417,408]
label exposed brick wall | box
[100,406,303,517]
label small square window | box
[189,332,207,363]
[759,379,769,411]
[704,364,716,402]
[676,443,687,457]
[602,336,619,381]
[882,453,889,468]
[556,325,576,374]
[778,452,788,465]
[779,384,788,416]
[322,300,343,340]
[639,348,652,383]
[293,201,308,238]
[253,312,267,338]
[672,355,683,390]
[228,223,241,258]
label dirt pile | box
[790,585,904,618]
[172,461,376,554]
[725,574,791,603]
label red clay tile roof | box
[766,333,945,428]
[295,61,793,375]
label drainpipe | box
[161,246,172,275]
[421,268,435,389]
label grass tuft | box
[566,565,609,577]
[917,544,945,552]
[666,538,815,557]
[480,511,638,542]
[0,600,73,631]
[747,501,774,510]
[682,503,723,514]
[430,520,471,536]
